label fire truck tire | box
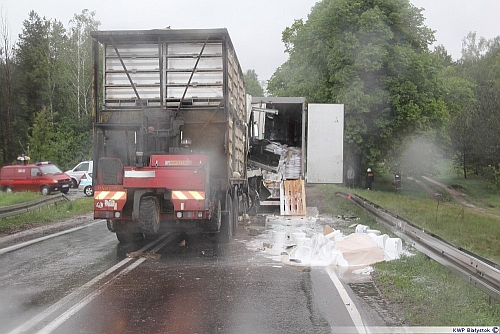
[41,186,51,196]
[219,191,233,243]
[4,186,13,193]
[116,232,144,243]
[140,196,160,235]
[247,188,260,216]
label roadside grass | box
[314,176,500,326]
[436,174,500,209]
[356,177,500,264]
[374,253,500,325]
[316,184,394,236]
[0,193,93,233]
[0,191,43,206]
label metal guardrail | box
[337,191,500,302]
[0,194,70,219]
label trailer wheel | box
[219,191,233,243]
[116,232,144,243]
[247,188,260,216]
[208,199,221,231]
[232,189,238,236]
[240,193,249,223]
[139,196,160,235]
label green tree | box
[28,107,57,162]
[244,69,264,96]
[67,9,100,119]
[12,10,97,168]
[16,11,51,119]
[454,33,500,179]
[268,0,449,172]
[0,9,16,164]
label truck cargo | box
[248,97,344,214]
[90,28,255,243]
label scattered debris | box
[244,213,404,268]
[126,251,161,260]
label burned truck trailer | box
[91,29,252,243]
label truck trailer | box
[90,28,256,243]
[248,97,344,213]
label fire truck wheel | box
[41,186,51,196]
[219,191,233,243]
[140,196,160,235]
[4,186,13,194]
[116,232,144,243]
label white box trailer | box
[249,97,344,213]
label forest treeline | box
[1,1,500,185]
[266,0,500,183]
[0,9,98,170]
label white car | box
[78,172,93,197]
[65,160,93,188]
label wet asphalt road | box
[0,201,381,333]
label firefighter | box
[394,171,401,189]
[365,168,374,190]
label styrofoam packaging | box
[384,237,403,260]
[355,224,369,233]
[295,237,307,248]
[370,234,389,249]
[291,230,306,243]
[273,230,287,244]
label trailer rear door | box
[306,104,344,183]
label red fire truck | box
[91,29,257,243]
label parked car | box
[0,161,72,195]
[78,172,93,197]
[65,160,93,188]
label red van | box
[0,162,72,195]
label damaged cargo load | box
[248,97,306,204]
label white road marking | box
[6,232,174,334]
[0,221,101,255]
[36,258,146,334]
[325,267,369,334]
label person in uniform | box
[365,168,374,190]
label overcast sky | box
[2,0,500,82]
